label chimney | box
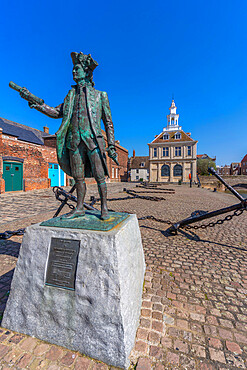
[43,126,49,134]
[133,149,135,158]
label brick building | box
[241,154,247,175]
[0,117,128,193]
[148,100,197,183]
[102,135,128,182]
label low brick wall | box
[0,178,5,194]
[24,178,50,191]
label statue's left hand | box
[107,146,119,165]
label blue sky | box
[1,0,246,165]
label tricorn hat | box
[71,52,98,71]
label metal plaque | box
[45,237,80,290]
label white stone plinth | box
[2,214,145,369]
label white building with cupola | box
[148,100,197,183]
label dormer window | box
[163,134,169,140]
[140,162,145,167]
[175,132,181,140]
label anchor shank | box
[208,167,245,202]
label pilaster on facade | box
[169,162,174,182]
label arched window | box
[173,164,182,177]
[161,164,170,177]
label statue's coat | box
[56,85,115,178]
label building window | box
[115,168,118,178]
[136,175,139,180]
[163,134,169,140]
[153,148,157,157]
[187,146,191,156]
[175,147,181,156]
[136,169,139,174]
[175,133,181,139]
[112,168,114,178]
[173,164,182,177]
[163,147,169,157]
[161,164,170,177]
[140,162,145,167]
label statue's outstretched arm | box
[9,82,64,119]
[29,102,64,119]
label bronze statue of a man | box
[25,52,118,220]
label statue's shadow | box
[0,239,21,325]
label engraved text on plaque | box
[45,237,80,290]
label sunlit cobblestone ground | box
[0,183,246,369]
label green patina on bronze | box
[10,52,120,222]
[40,211,129,232]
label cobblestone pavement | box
[0,183,246,369]
[0,182,135,226]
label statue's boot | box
[98,181,109,220]
[64,179,86,219]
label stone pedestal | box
[2,213,145,369]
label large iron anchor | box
[168,167,247,235]
[53,185,98,218]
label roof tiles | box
[0,117,52,145]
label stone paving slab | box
[0,183,246,369]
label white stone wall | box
[130,168,149,182]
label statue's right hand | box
[28,102,38,109]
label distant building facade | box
[241,154,247,175]
[216,165,231,176]
[128,151,149,182]
[230,162,241,176]
[148,100,197,183]
[0,117,128,193]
